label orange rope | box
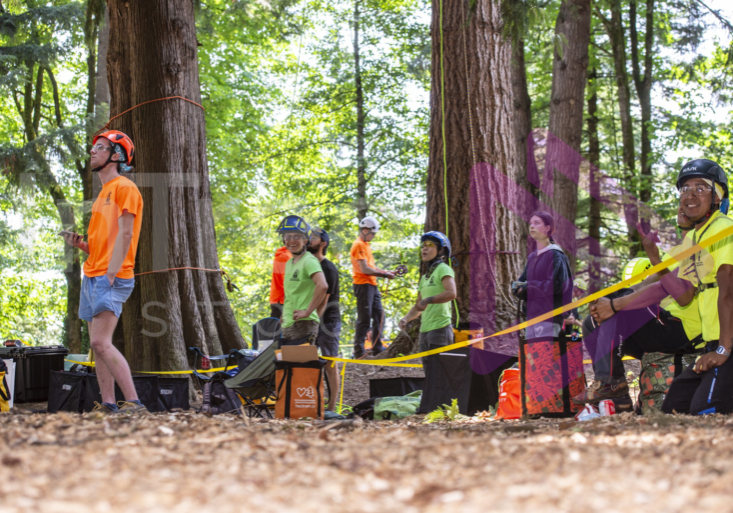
[94,96,205,137]
[135,266,221,277]
[134,267,238,292]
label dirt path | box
[2,411,733,512]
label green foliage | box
[1,0,733,352]
[422,398,467,423]
[198,0,430,343]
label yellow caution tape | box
[583,356,636,365]
[60,224,733,375]
[323,223,733,367]
[64,359,239,375]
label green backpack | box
[0,359,11,412]
[373,391,422,420]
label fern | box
[422,399,468,423]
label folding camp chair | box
[225,338,307,418]
[188,347,256,390]
[252,317,282,350]
[188,347,260,415]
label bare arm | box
[637,222,670,278]
[317,293,331,319]
[400,276,457,330]
[293,272,328,321]
[63,232,90,255]
[400,292,424,330]
[631,273,659,292]
[357,259,394,278]
[416,276,457,311]
[106,212,135,284]
[591,271,695,323]
[695,264,733,373]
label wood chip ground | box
[2,409,733,512]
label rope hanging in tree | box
[134,267,239,292]
[94,98,229,290]
[93,96,205,138]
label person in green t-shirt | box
[276,215,328,343]
[399,231,456,360]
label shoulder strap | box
[692,213,733,286]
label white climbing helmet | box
[359,216,380,233]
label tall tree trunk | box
[602,0,638,256]
[87,4,110,205]
[107,0,245,372]
[543,0,591,270]
[426,0,521,334]
[510,37,537,258]
[354,0,367,220]
[587,67,603,294]
[15,59,83,351]
[630,0,654,208]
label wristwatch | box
[716,346,731,357]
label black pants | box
[662,343,733,415]
[270,303,283,319]
[353,283,384,356]
[583,306,698,384]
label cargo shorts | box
[78,275,135,322]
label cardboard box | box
[280,345,318,363]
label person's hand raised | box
[636,222,661,263]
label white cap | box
[359,216,380,233]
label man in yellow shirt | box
[576,208,702,405]
[350,216,394,358]
[590,159,733,414]
[63,131,146,414]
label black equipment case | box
[0,345,68,403]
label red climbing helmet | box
[93,130,134,164]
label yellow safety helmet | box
[573,278,588,291]
[622,257,652,286]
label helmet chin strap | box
[92,152,116,173]
[686,202,719,227]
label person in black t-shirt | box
[308,228,342,412]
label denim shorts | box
[78,275,135,322]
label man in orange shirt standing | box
[269,246,292,319]
[63,130,145,414]
[351,216,394,358]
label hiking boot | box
[91,401,119,414]
[113,400,149,415]
[612,393,634,413]
[571,380,629,405]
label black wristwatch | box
[716,346,731,357]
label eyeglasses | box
[283,234,306,242]
[90,143,111,153]
[680,184,713,196]
[421,241,436,249]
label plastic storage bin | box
[0,345,69,403]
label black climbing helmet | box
[676,159,729,200]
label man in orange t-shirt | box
[63,131,145,415]
[269,246,292,318]
[350,216,394,357]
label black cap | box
[311,228,330,250]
